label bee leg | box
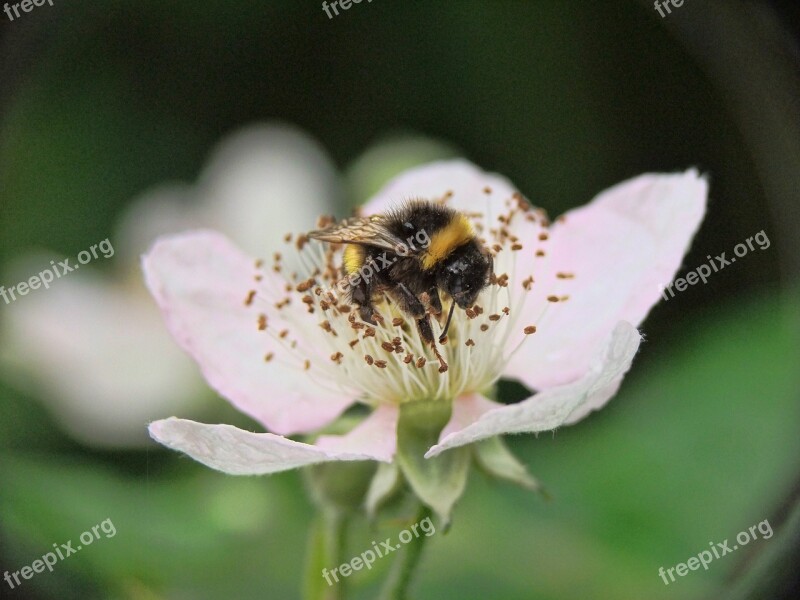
[387,284,449,374]
[427,286,443,317]
[410,315,447,373]
[387,283,426,319]
[425,321,449,373]
[358,303,377,324]
[415,315,435,346]
[350,279,377,324]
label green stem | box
[379,505,433,600]
[303,509,350,600]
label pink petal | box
[439,393,502,440]
[149,418,382,476]
[142,230,354,435]
[315,404,399,462]
[362,160,520,216]
[426,322,642,458]
[504,170,707,390]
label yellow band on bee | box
[422,214,474,270]
[343,244,366,275]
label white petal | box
[142,230,355,436]
[426,321,642,458]
[315,404,399,462]
[362,159,519,216]
[504,170,707,390]
[149,417,382,476]
[345,134,460,205]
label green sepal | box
[304,460,378,514]
[365,461,404,519]
[473,437,550,499]
[395,399,470,527]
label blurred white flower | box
[0,124,340,447]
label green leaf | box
[395,400,470,526]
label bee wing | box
[308,215,406,252]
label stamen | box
[245,202,572,409]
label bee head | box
[437,242,493,309]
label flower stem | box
[303,508,350,600]
[379,505,433,600]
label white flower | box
[0,124,338,447]
[145,160,707,471]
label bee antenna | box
[438,302,456,344]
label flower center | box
[243,192,574,406]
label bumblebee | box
[308,200,494,353]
